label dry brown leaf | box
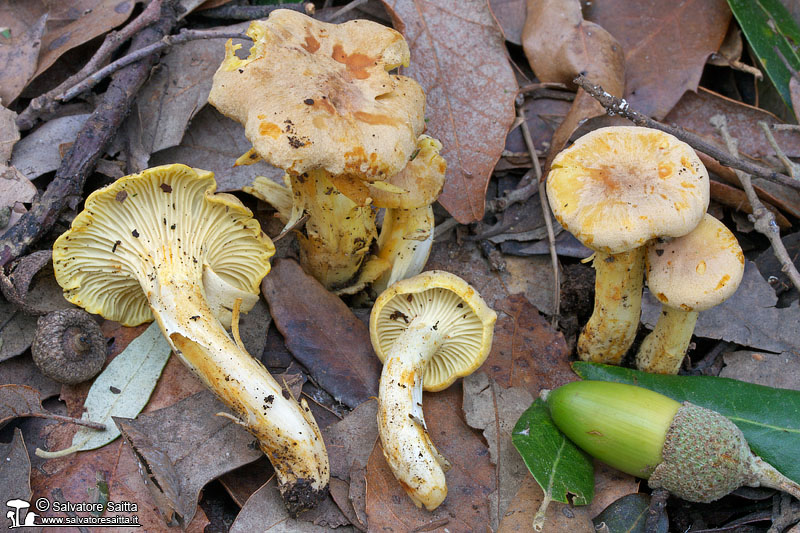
[585,0,732,119]
[0,430,32,525]
[322,399,378,481]
[219,457,274,507]
[0,298,37,362]
[489,0,526,44]
[498,475,594,532]
[588,461,640,519]
[0,353,61,400]
[383,0,518,224]
[365,382,494,531]
[522,0,625,167]
[0,103,19,162]
[11,113,90,179]
[720,350,800,391]
[710,180,790,229]
[0,10,47,104]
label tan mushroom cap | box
[547,126,710,254]
[370,271,497,391]
[209,9,425,181]
[53,164,275,326]
[646,214,744,312]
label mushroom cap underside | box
[547,126,710,254]
[52,164,275,326]
[370,270,497,391]
[209,9,425,181]
[646,213,744,312]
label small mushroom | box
[52,164,328,515]
[32,308,106,384]
[546,126,709,364]
[370,271,496,510]
[636,214,744,374]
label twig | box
[519,82,570,94]
[16,0,164,131]
[759,121,798,178]
[409,518,450,532]
[433,217,460,241]
[768,493,800,533]
[574,75,800,192]
[322,0,368,22]
[771,124,800,132]
[0,0,179,267]
[59,28,247,102]
[196,2,314,20]
[713,115,800,294]
[34,412,107,431]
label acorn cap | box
[208,9,425,181]
[52,164,274,327]
[370,271,497,391]
[546,126,710,254]
[646,214,744,312]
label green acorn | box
[545,381,800,503]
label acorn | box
[544,381,800,503]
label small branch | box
[574,75,800,192]
[321,0,368,22]
[196,2,314,20]
[36,412,107,430]
[16,0,164,130]
[759,121,798,178]
[713,114,800,294]
[58,28,248,103]
[771,124,800,132]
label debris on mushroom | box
[636,214,744,374]
[546,126,709,364]
[370,271,496,510]
[32,308,106,384]
[52,164,329,516]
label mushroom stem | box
[377,317,451,511]
[578,248,645,364]
[148,272,329,516]
[635,307,699,374]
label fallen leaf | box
[148,105,283,192]
[501,230,593,259]
[237,297,271,360]
[498,475,595,533]
[230,477,352,533]
[642,260,800,354]
[0,352,61,400]
[0,430,33,525]
[0,298,37,362]
[2,250,74,316]
[0,10,47,104]
[123,23,250,170]
[322,398,378,480]
[10,114,90,180]
[348,462,368,530]
[585,0,731,119]
[219,457,274,507]
[36,322,172,458]
[0,165,36,207]
[720,350,800,391]
[503,96,573,156]
[32,0,136,80]
[383,0,518,224]
[0,103,19,161]
[329,476,365,531]
[592,493,667,533]
[588,461,640,519]
[297,493,350,529]
[114,389,264,527]
[463,371,534,530]
[501,256,558,316]
[0,383,96,427]
[665,87,800,159]
[489,0,526,44]
[261,259,382,409]
[365,382,494,532]
[710,180,790,229]
[755,232,800,303]
[522,0,625,165]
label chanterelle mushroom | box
[546,126,709,364]
[52,164,329,515]
[370,271,496,510]
[637,214,744,374]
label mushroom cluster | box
[52,164,329,515]
[547,126,744,373]
[209,9,445,293]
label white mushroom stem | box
[378,318,451,511]
[148,269,329,513]
[578,248,645,364]
[636,307,699,374]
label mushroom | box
[546,126,709,364]
[52,164,329,515]
[370,271,496,509]
[31,309,106,384]
[636,214,744,374]
[209,10,439,292]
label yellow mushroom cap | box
[547,126,710,254]
[52,164,275,326]
[646,214,744,312]
[370,271,497,391]
[208,9,425,181]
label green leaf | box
[593,494,667,533]
[512,399,595,509]
[727,0,800,112]
[0,28,10,39]
[36,322,172,458]
[573,362,800,484]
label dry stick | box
[32,412,107,431]
[759,121,798,178]
[322,0,369,22]
[573,75,800,192]
[518,105,560,327]
[713,114,800,294]
[16,0,165,131]
[196,2,314,19]
[0,1,179,267]
[59,28,247,102]
[772,124,800,132]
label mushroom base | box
[280,478,330,518]
[635,307,698,374]
[578,248,645,364]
